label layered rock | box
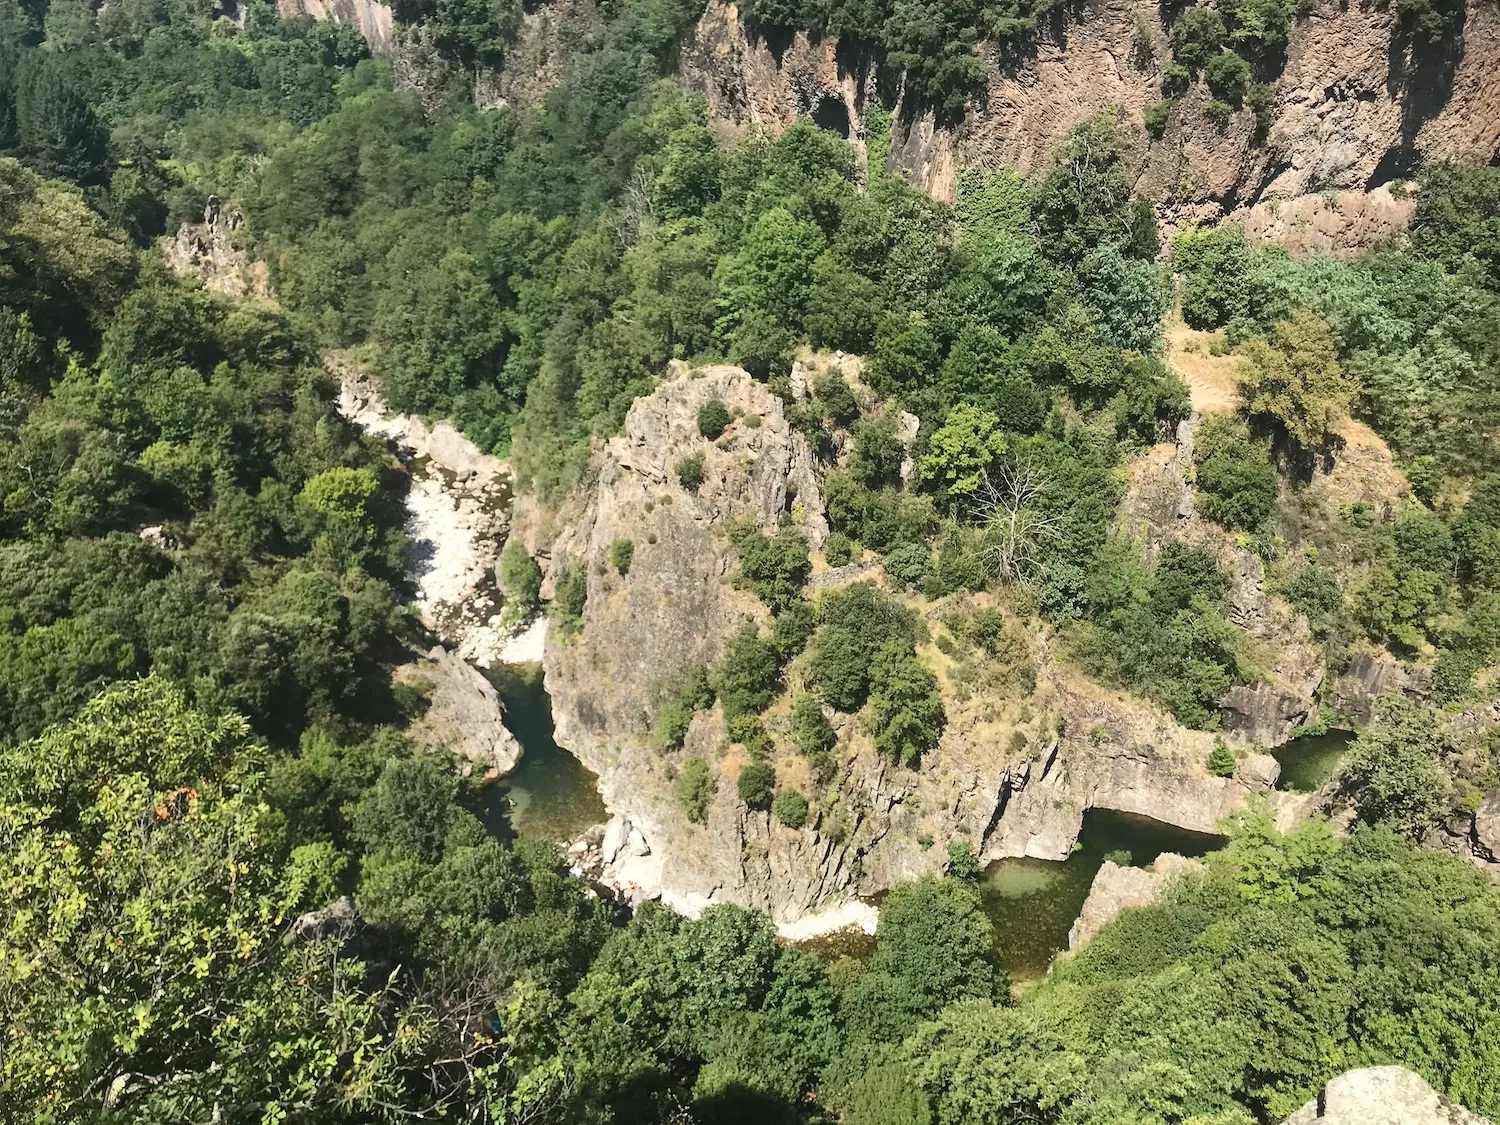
[675,0,1500,245]
[162,196,269,301]
[1282,1066,1491,1125]
[1067,852,1201,949]
[541,364,1280,923]
[277,0,393,51]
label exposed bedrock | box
[540,366,1280,923]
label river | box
[1270,729,1353,792]
[980,809,1225,980]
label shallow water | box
[1271,729,1353,793]
[474,663,606,845]
[979,809,1225,981]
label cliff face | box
[678,0,1500,243]
[276,0,393,51]
[539,364,1280,923]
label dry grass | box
[1164,322,1244,415]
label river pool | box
[980,809,1225,980]
[1270,729,1353,793]
[474,663,606,845]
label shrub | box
[1171,6,1225,69]
[1204,99,1235,128]
[1144,98,1173,139]
[946,841,980,881]
[813,370,860,426]
[866,640,945,767]
[727,713,774,758]
[824,532,855,567]
[1194,415,1277,531]
[1102,848,1133,866]
[1247,81,1275,141]
[657,664,714,748]
[806,582,918,711]
[713,625,782,719]
[883,543,933,590]
[499,538,542,623]
[770,602,815,661]
[1209,736,1237,777]
[967,608,1010,656]
[676,453,705,491]
[728,523,810,613]
[698,399,732,439]
[737,761,776,809]
[1205,50,1249,106]
[791,693,834,757]
[609,538,634,576]
[773,786,808,828]
[551,561,588,628]
[676,756,714,823]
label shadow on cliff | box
[1376,13,1466,186]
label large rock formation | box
[1282,1066,1491,1125]
[676,0,1500,242]
[399,645,523,777]
[540,364,1280,923]
[162,196,269,300]
[1067,852,1201,949]
[277,0,393,51]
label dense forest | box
[2,0,1500,1118]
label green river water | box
[1270,729,1353,793]
[980,810,1225,980]
[475,663,606,845]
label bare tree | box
[974,460,1063,589]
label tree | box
[728,523,810,613]
[699,398,732,439]
[676,452,706,490]
[1240,311,1357,450]
[773,786,807,828]
[1173,224,1255,329]
[1209,736,1237,777]
[676,755,714,823]
[790,693,834,757]
[737,760,776,809]
[500,538,543,622]
[713,624,782,719]
[866,640,945,767]
[813,369,860,426]
[610,537,634,575]
[869,311,940,397]
[975,460,1063,589]
[1193,414,1278,530]
[1340,695,1454,838]
[872,876,1005,1011]
[13,51,108,187]
[919,403,1007,507]
[1170,5,1226,69]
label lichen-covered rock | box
[1068,853,1201,949]
[1282,1066,1491,1125]
[1474,790,1500,865]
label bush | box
[824,532,855,567]
[866,640,945,767]
[676,756,714,823]
[770,602,815,661]
[675,453,705,491]
[1209,736,1237,777]
[698,399,732,439]
[1170,5,1225,69]
[657,664,714,748]
[773,786,808,828]
[945,841,980,881]
[728,523,810,613]
[967,608,1010,656]
[1194,415,1278,530]
[609,538,634,576]
[551,561,588,628]
[713,625,782,719]
[499,538,542,623]
[806,581,918,711]
[1203,99,1235,128]
[813,370,860,427]
[791,693,835,757]
[1144,98,1173,139]
[883,543,933,590]
[1204,50,1249,106]
[737,761,776,809]
[849,417,905,489]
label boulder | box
[291,896,362,945]
[400,646,522,777]
[1282,1066,1490,1125]
[1332,651,1419,724]
[1474,790,1500,864]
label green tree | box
[790,693,834,757]
[1340,695,1454,838]
[773,786,807,828]
[1193,414,1278,530]
[13,51,108,186]
[500,538,543,622]
[610,537,634,575]
[713,624,782,718]
[698,398,732,439]
[866,640,945,767]
[1240,311,1357,450]
[1209,736,1237,777]
[676,755,715,823]
[737,760,776,809]
[919,403,1006,507]
[872,876,1005,1011]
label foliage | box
[552,561,590,629]
[814,369,861,426]
[737,760,777,809]
[714,624,783,719]
[676,452,706,490]
[805,581,918,711]
[1339,695,1455,838]
[791,692,836,758]
[773,786,808,827]
[699,398,733,439]
[865,639,945,767]
[729,522,812,612]
[824,531,856,566]
[1239,311,1356,450]
[919,403,1007,506]
[676,755,715,822]
[1193,414,1278,530]
[1209,736,1237,777]
[500,538,543,622]
[610,537,635,576]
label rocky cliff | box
[538,364,1281,923]
[1282,1067,1492,1125]
[277,0,393,51]
[677,0,1500,242]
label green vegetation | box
[609,536,635,575]
[676,754,715,822]
[773,785,808,827]
[737,759,776,808]
[698,398,732,439]
[500,538,544,622]
[1209,735,1237,777]
[675,452,705,490]
[1193,414,1277,530]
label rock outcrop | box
[1067,852,1201,949]
[277,0,393,51]
[399,645,523,777]
[1120,415,1324,747]
[336,358,518,666]
[1282,1066,1491,1125]
[162,196,270,301]
[540,364,1280,924]
[1473,790,1500,865]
